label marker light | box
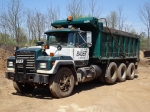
[67,16,73,21]
[52,62,55,66]
[44,45,49,49]
[50,53,54,57]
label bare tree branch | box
[66,0,85,18]
[46,3,60,29]
[88,0,103,18]
[26,9,46,42]
[138,2,150,47]
[0,0,24,46]
[106,11,118,29]
[117,5,127,31]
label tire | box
[126,63,135,80]
[49,67,75,98]
[117,63,127,82]
[105,62,118,84]
[13,81,35,93]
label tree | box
[66,0,85,18]
[88,0,103,18]
[117,5,127,31]
[26,10,46,42]
[0,15,10,45]
[26,10,36,43]
[35,11,46,41]
[0,0,24,46]
[139,32,149,50]
[46,3,60,29]
[0,32,9,45]
[124,23,133,32]
[106,11,118,29]
[138,2,150,47]
[17,27,27,46]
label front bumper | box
[5,72,49,84]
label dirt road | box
[0,65,150,112]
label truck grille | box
[16,52,36,73]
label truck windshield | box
[47,32,75,46]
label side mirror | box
[86,31,92,47]
[54,45,62,54]
[57,45,62,51]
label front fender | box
[37,60,75,74]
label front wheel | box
[13,81,35,93]
[49,67,75,98]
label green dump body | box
[51,17,140,63]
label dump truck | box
[5,16,140,98]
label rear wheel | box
[49,67,75,98]
[105,62,118,84]
[117,63,127,82]
[126,63,135,80]
[13,81,35,93]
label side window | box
[76,33,86,47]
[48,36,56,44]
[51,36,56,42]
[68,32,74,45]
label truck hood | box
[17,46,42,52]
[16,46,43,58]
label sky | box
[0,0,149,34]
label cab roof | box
[44,28,79,34]
[51,17,99,29]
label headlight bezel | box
[8,61,14,67]
[39,62,47,69]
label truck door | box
[73,32,89,67]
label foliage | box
[0,27,27,47]
[0,33,17,46]
[139,32,149,50]
[138,2,150,47]
[0,0,149,50]
[140,37,149,50]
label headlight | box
[8,61,13,67]
[39,63,46,68]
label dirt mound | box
[139,59,150,67]
[139,50,150,67]
[0,44,14,53]
[0,48,12,71]
[140,50,144,59]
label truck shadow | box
[11,80,106,99]
[12,88,54,100]
[72,81,105,95]
[11,76,138,99]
